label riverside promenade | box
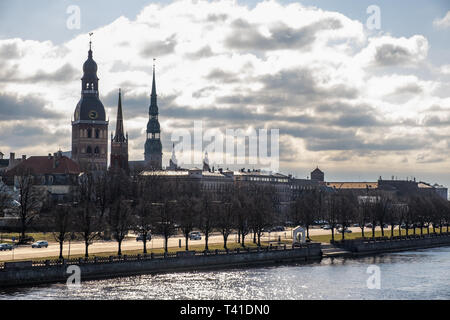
[0,243,322,288]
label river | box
[1,246,449,300]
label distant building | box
[4,151,81,203]
[311,167,324,182]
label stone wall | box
[0,244,321,288]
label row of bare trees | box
[36,171,280,259]
[290,188,450,242]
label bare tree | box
[291,189,321,240]
[48,203,73,260]
[198,193,215,251]
[250,185,275,247]
[151,199,178,253]
[74,173,104,258]
[14,168,46,243]
[0,180,12,216]
[178,195,199,251]
[336,192,357,241]
[108,198,134,256]
[324,192,339,243]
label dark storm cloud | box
[374,44,413,66]
[140,35,177,58]
[0,92,63,121]
[225,18,342,51]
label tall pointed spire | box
[113,89,125,143]
[150,58,158,113]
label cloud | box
[0,92,63,121]
[358,35,428,67]
[0,0,448,177]
[433,11,450,29]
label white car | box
[31,240,49,248]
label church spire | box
[113,89,125,143]
[149,59,158,115]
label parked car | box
[31,240,48,248]
[0,244,14,251]
[322,225,332,230]
[136,234,152,242]
[189,232,202,240]
[353,223,359,227]
[270,226,285,232]
[365,223,373,229]
[337,228,352,234]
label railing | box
[332,232,450,247]
[0,243,308,271]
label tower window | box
[88,129,92,138]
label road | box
[0,226,391,262]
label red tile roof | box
[6,156,80,175]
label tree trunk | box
[391,225,394,238]
[241,233,246,248]
[237,229,241,243]
[185,235,189,251]
[361,227,365,238]
[372,226,376,239]
[85,242,89,258]
[331,228,335,243]
[205,233,209,251]
[223,234,228,250]
[143,238,148,255]
[59,241,64,260]
[118,240,122,256]
[164,235,169,253]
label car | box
[0,244,14,251]
[353,223,360,227]
[270,226,285,232]
[136,234,152,242]
[322,225,332,230]
[189,232,202,240]
[31,240,48,248]
[337,228,352,234]
[365,223,373,229]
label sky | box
[0,0,449,188]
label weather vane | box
[89,32,94,50]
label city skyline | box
[1,0,450,187]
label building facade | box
[71,42,108,172]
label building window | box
[95,129,100,139]
[88,129,92,138]
[87,146,92,154]
[94,146,100,154]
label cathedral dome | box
[75,96,106,121]
[82,49,98,76]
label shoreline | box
[1,235,450,289]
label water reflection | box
[1,247,449,300]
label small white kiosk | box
[292,226,306,245]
